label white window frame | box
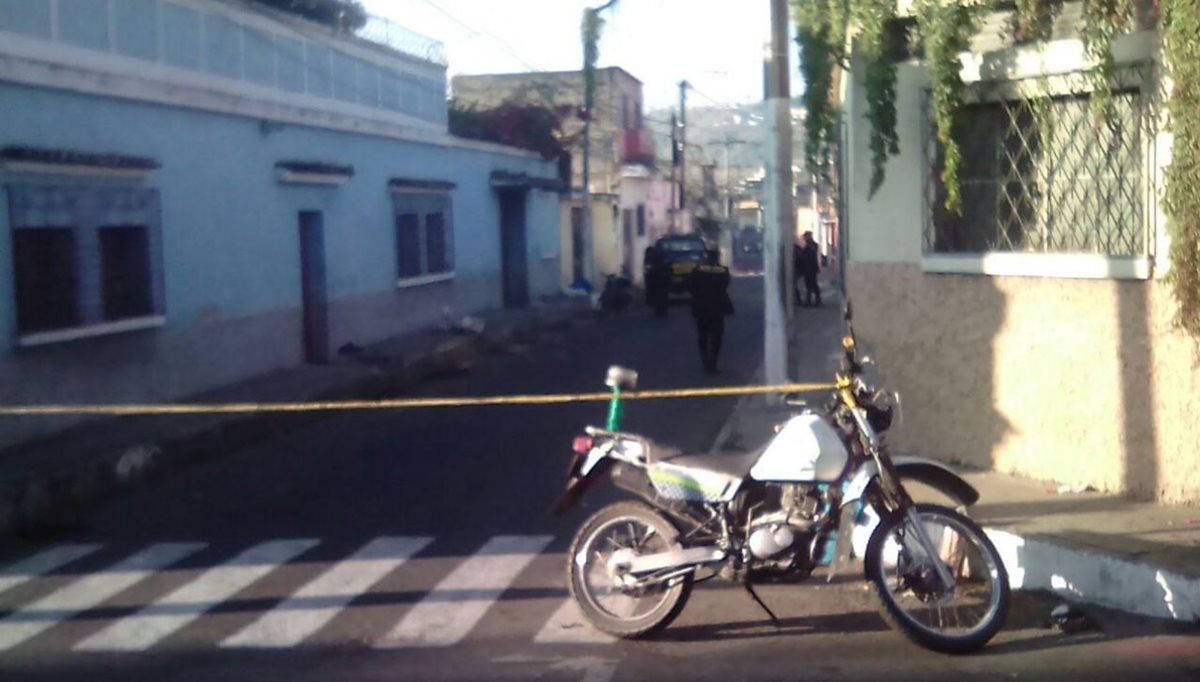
[5,179,166,346]
[920,34,1162,282]
[390,186,454,288]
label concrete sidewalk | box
[712,286,1200,624]
[0,298,593,538]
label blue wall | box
[0,82,559,358]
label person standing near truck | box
[687,250,734,374]
[644,245,670,317]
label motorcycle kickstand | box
[742,580,781,629]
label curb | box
[986,528,1200,623]
[711,388,1200,625]
[0,305,585,539]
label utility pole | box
[580,1,618,286]
[764,0,795,390]
[678,80,689,231]
[669,111,678,233]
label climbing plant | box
[1079,0,1134,118]
[1163,0,1200,339]
[857,0,902,195]
[793,0,1200,339]
[249,0,367,31]
[795,0,848,175]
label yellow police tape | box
[0,383,837,417]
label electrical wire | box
[418,0,544,72]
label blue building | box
[0,0,563,446]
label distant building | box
[0,0,562,447]
[454,67,673,285]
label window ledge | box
[0,159,154,179]
[921,254,1152,281]
[16,315,165,348]
[275,168,351,186]
[396,272,455,289]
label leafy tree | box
[248,0,367,31]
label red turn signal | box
[572,436,594,455]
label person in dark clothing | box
[687,250,734,374]
[644,246,670,317]
[797,231,821,307]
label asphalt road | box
[1,277,1197,681]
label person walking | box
[687,249,734,374]
[797,231,822,307]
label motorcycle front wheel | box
[865,503,1010,654]
[567,501,693,639]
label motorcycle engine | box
[747,484,822,561]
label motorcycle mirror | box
[605,366,639,391]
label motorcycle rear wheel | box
[567,501,693,639]
[865,503,1010,654]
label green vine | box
[1012,0,1063,42]
[857,0,901,194]
[1164,0,1200,339]
[1080,0,1134,120]
[795,0,850,175]
[916,0,979,215]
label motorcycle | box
[552,300,1009,654]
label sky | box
[361,0,800,111]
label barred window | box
[391,189,453,283]
[924,67,1153,258]
[6,184,165,342]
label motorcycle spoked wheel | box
[864,503,1010,654]
[567,501,694,639]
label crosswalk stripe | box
[534,599,615,644]
[377,535,553,648]
[0,544,103,597]
[0,543,205,652]
[221,536,431,649]
[74,539,319,652]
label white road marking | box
[75,539,318,652]
[221,536,431,649]
[534,599,615,644]
[0,543,205,651]
[378,535,553,648]
[0,544,103,596]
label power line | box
[419,0,543,72]
[686,84,747,114]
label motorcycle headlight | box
[866,403,893,432]
[865,389,900,432]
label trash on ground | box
[1050,603,1097,633]
[1055,484,1098,495]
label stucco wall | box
[848,263,1200,504]
[0,81,559,447]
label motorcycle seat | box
[655,448,762,479]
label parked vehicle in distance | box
[644,235,708,298]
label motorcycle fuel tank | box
[750,413,849,482]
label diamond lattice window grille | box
[923,63,1158,258]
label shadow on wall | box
[1118,280,1158,500]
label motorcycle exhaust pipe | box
[610,546,727,575]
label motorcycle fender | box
[840,456,978,509]
[551,451,613,517]
[891,455,979,507]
